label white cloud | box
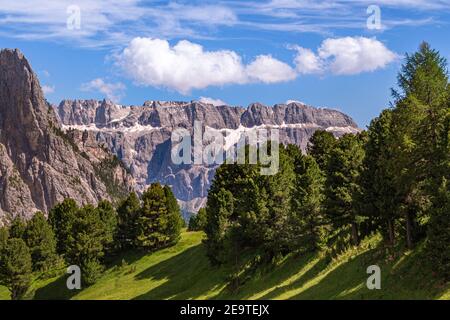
[81,78,126,102]
[293,37,397,75]
[42,85,55,95]
[293,47,323,74]
[246,55,297,83]
[199,97,227,106]
[115,37,297,94]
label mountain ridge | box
[0,48,133,223]
[55,98,360,216]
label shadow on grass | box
[34,274,79,300]
[133,244,230,300]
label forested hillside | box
[0,43,448,300]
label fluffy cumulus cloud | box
[115,37,297,94]
[115,36,397,94]
[81,78,126,102]
[294,37,398,75]
[246,55,297,83]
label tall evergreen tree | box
[9,217,27,239]
[116,192,140,250]
[23,212,58,271]
[0,238,32,300]
[96,200,118,254]
[361,109,399,245]
[163,185,183,245]
[426,179,450,278]
[288,144,326,252]
[391,42,449,248]
[135,183,170,250]
[48,198,78,255]
[325,133,365,246]
[189,208,207,231]
[307,130,336,171]
[65,205,107,285]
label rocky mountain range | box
[0,49,133,224]
[54,99,360,217]
[0,48,360,222]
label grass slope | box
[1,231,448,300]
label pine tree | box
[391,42,449,248]
[188,208,207,231]
[0,238,32,300]
[361,109,399,245]
[135,183,170,250]
[325,133,365,246]
[48,198,78,255]
[163,185,183,245]
[62,204,117,285]
[9,217,27,239]
[24,212,58,271]
[204,188,234,265]
[426,179,450,279]
[288,145,326,252]
[307,130,336,171]
[0,226,9,248]
[96,200,118,254]
[116,192,140,250]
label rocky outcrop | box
[55,98,360,217]
[0,49,133,224]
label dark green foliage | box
[204,188,235,265]
[204,143,294,264]
[135,183,182,251]
[288,145,327,252]
[307,130,336,170]
[63,204,113,285]
[189,208,207,231]
[0,227,8,248]
[96,200,118,253]
[9,217,27,239]
[81,258,104,286]
[116,192,140,250]
[163,185,184,245]
[426,179,450,279]
[360,109,398,245]
[24,212,59,271]
[324,133,365,246]
[48,198,78,255]
[0,238,32,300]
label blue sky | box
[1,0,449,127]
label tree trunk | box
[405,210,414,249]
[387,219,395,246]
[351,222,359,246]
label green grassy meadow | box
[0,231,448,300]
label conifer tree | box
[307,130,336,171]
[24,212,58,271]
[163,185,183,245]
[0,238,32,300]
[116,192,140,250]
[325,134,365,246]
[48,198,78,254]
[135,183,170,250]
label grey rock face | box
[0,49,133,224]
[55,97,359,217]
